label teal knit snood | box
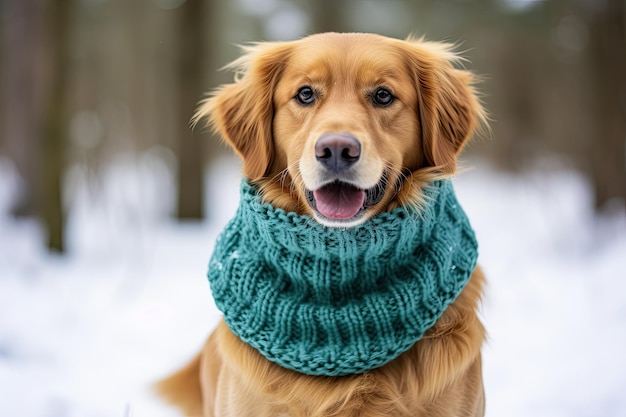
[208,179,478,376]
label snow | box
[455,168,626,417]
[0,153,625,417]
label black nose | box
[315,134,361,172]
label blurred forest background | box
[0,0,624,253]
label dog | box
[157,32,488,417]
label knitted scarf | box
[208,179,478,376]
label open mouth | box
[305,178,386,222]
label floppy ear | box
[402,40,486,175]
[194,42,292,180]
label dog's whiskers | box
[265,161,299,191]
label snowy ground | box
[0,152,625,417]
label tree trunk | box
[586,0,626,211]
[41,0,73,252]
[176,0,207,220]
[309,0,345,33]
[0,0,44,217]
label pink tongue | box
[313,183,366,219]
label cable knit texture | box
[208,179,478,376]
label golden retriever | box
[157,32,487,417]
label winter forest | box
[0,0,625,416]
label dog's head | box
[196,33,486,227]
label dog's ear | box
[401,40,486,175]
[194,43,292,180]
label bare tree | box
[175,0,209,220]
[0,0,44,217]
[41,0,73,252]
[585,0,626,210]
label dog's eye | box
[295,86,316,105]
[372,88,394,107]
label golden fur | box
[158,33,487,416]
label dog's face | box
[198,33,484,227]
[271,35,422,227]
